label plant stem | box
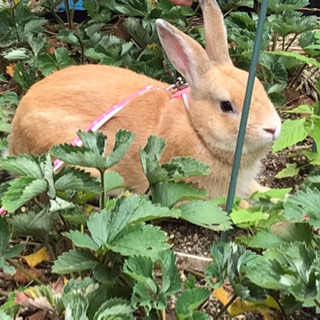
[7,259,45,285]
[100,169,106,210]
[288,63,307,88]
[295,66,319,92]
[214,294,238,319]
[44,237,56,261]
[314,299,320,309]
[161,309,166,320]
[285,33,298,52]
[185,3,200,33]
[50,9,66,27]
[271,294,288,320]
[63,0,72,29]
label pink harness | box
[0,85,189,215]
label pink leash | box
[0,85,189,215]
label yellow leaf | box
[213,286,279,317]
[6,64,14,77]
[23,247,50,268]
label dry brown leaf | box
[26,310,48,320]
[51,277,64,295]
[19,296,54,312]
[23,247,50,268]
[13,268,43,284]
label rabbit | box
[8,0,281,199]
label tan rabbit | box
[9,0,281,198]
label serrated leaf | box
[273,118,311,153]
[231,209,268,227]
[64,230,99,250]
[270,50,320,69]
[151,181,208,208]
[41,153,55,198]
[162,156,210,180]
[284,104,314,114]
[237,229,284,249]
[49,197,76,213]
[108,223,170,259]
[51,144,107,171]
[93,298,134,320]
[176,288,210,320]
[179,200,232,231]
[284,188,320,227]
[52,249,99,274]
[54,167,101,194]
[105,129,135,168]
[88,196,177,246]
[0,154,43,178]
[2,177,47,212]
[139,135,168,184]
[8,209,54,239]
[78,130,107,156]
[276,163,299,178]
[158,250,181,295]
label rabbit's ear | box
[156,19,211,87]
[200,0,232,64]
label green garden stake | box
[221,0,269,242]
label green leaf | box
[0,257,15,275]
[284,104,314,114]
[231,209,268,227]
[93,298,134,320]
[105,129,135,168]
[179,200,232,231]
[3,48,32,60]
[108,223,170,260]
[3,244,24,260]
[78,130,107,157]
[0,310,12,320]
[158,250,181,296]
[151,181,207,208]
[53,249,99,274]
[2,177,47,212]
[103,171,124,193]
[54,167,101,194]
[139,135,168,184]
[0,217,11,255]
[64,230,99,250]
[88,196,177,246]
[176,288,210,320]
[51,144,107,171]
[270,50,320,69]
[248,242,318,302]
[275,163,299,178]
[0,154,43,178]
[271,222,313,244]
[272,118,311,153]
[284,188,320,227]
[8,209,54,239]
[237,229,284,249]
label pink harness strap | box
[0,85,189,216]
[53,85,154,171]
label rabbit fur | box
[9,0,281,198]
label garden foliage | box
[1,0,320,318]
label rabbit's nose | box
[263,128,275,135]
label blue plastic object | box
[57,0,85,12]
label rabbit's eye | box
[220,100,234,113]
